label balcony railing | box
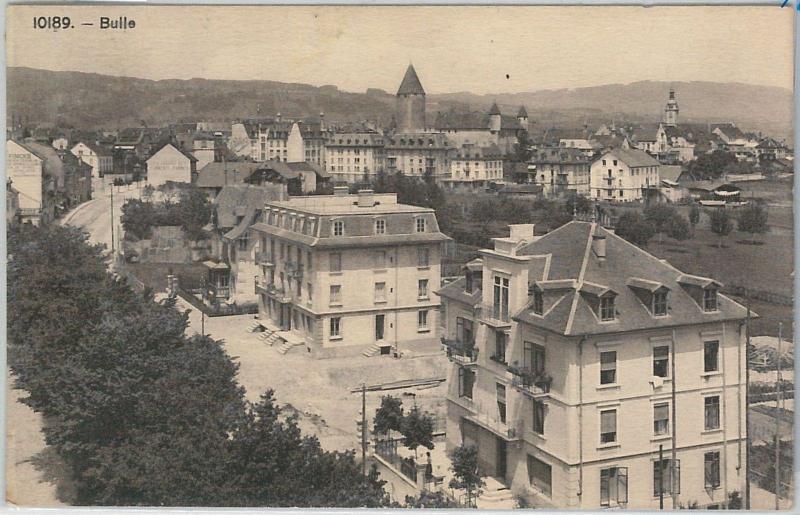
[479,303,511,326]
[507,365,552,397]
[254,251,274,266]
[465,410,523,441]
[442,338,478,365]
[286,261,305,278]
[255,280,293,303]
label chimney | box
[592,233,607,260]
[333,186,349,196]
[509,224,535,243]
[277,112,282,123]
[357,189,375,208]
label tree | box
[373,395,404,439]
[513,130,532,163]
[667,214,691,241]
[737,203,769,243]
[689,204,700,228]
[614,211,656,247]
[644,204,680,246]
[687,150,738,180]
[178,187,212,240]
[709,208,734,248]
[400,405,435,459]
[727,490,742,509]
[403,490,457,508]
[449,444,484,508]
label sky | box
[7,5,796,94]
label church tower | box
[663,87,679,127]
[517,105,529,131]
[396,64,426,132]
[489,102,502,133]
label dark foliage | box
[614,211,656,247]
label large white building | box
[250,189,451,358]
[437,221,749,509]
[145,143,197,187]
[325,131,386,184]
[590,148,660,202]
[71,141,113,178]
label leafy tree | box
[689,204,700,228]
[449,444,484,508]
[403,490,457,508]
[400,405,435,459]
[687,150,738,180]
[737,203,769,242]
[564,192,591,217]
[727,490,742,509]
[667,214,691,241]
[373,395,404,438]
[178,187,212,240]
[709,208,734,248]
[614,211,656,247]
[513,130,532,163]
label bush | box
[614,211,656,247]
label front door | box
[496,437,507,479]
[375,314,385,341]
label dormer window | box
[704,288,718,311]
[653,290,668,317]
[375,219,386,235]
[533,288,544,315]
[333,220,344,237]
[415,217,426,233]
[600,296,615,321]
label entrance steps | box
[247,321,264,332]
[362,343,382,357]
[276,339,304,355]
[476,477,516,509]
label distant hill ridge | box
[7,67,792,139]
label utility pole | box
[361,382,367,477]
[745,294,752,510]
[110,182,115,254]
[201,277,206,337]
[774,322,782,509]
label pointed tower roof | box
[397,65,426,96]
[517,105,528,118]
[489,102,501,116]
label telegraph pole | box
[774,322,783,509]
[745,294,752,509]
[110,182,115,254]
[361,382,367,477]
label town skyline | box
[7,5,795,95]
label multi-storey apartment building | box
[529,147,590,197]
[443,143,504,189]
[438,221,748,509]
[590,148,660,202]
[385,132,453,181]
[325,131,386,184]
[250,189,451,358]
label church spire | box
[396,64,426,96]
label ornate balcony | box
[255,280,293,303]
[479,303,511,327]
[286,261,305,279]
[442,338,478,365]
[507,364,552,397]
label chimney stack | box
[509,224,535,243]
[357,189,376,208]
[592,233,607,260]
[333,186,349,196]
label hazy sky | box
[7,5,795,94]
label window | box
[600,296,615,321]
[418,279,429,299]
[600,351,617,385]
[524,342,546,374]
[493,276,510,321]
[496,383,507,423]
[375,219,386,234]
[653,346,670,378]
[600,467,629,507]
[415,217,426,233]
[532,399,545,435]
[493,331,507,364]
[704,396,720,430]
[417,247,430,267]
[458,367,475,399]
[330,317,341,338]
[600,409,617,443]
[704,287,718,311]
[373,250,387,269]
[238,232,249,251]
[653,290,668,316]
[528,455,552,497]
[456,317,474,346]
[329,285,342,304]
[307,282,313,301]
[533,288,544,315]
[704,452,721,490]
[653,403,670,436]
[329,252,342,273]
[704,340,719,373]
[332,220,344,236]
[417,310,429,330]
[374,282,386,303]
[653,459,680,497]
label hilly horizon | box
[7,67,793,140]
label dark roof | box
[436,276,482,306]
[659,165,684,184]
[517,106,528,118]
[385,133,452,149]
[511,221,749,336]
[602,148,659,168]
[195,162,265,188]
[147,142,198,163]
[287,161,330,179]
[213,185,287,233]
[629,124,661,142]
[489,102,501,116]
[397,65,426,96]
[713,123,746,141]
[434,111,522,131]
[454,144,502,160]
[75,140,112,156]
[530,147,589,164]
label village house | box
[325,131,386,185]
[249,189,451,358]
[528,147,590,197]
[194,161,270,199]
[437,221,749,509]
[71,141,114,178]
[443,144,504,190]
[145,143,198,187]
[590,148,661,202]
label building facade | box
[385,133,453,181]
[438,221,749,509]
[444,144,504,189]
[528,147,590,197]
[590,148,661,202]
[325,131,386,184]
[145,143,198,187]
[71,141,113,178]
[250,189,451,358]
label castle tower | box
[517,105,529,131]
[396,64,426,132]
[664,87,679,127]
[489,102,502,133]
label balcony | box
[507,365,552,397]
[286,261,305,279]
[465,410,523,441]
[479,303,511,327]
[255,280,293,303]
[254,251,274,267]
[442,338,478,365]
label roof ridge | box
[565,222,596,335]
